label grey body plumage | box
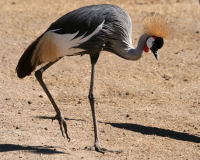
[48,4,144,59]
[16,4,166,153]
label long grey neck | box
[117,34,149,60]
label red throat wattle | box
[144,45,149,52]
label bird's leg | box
[88,62,100,149]
[87,54,122,154]
[35,58,70,141]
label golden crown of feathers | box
[143,15,172,39]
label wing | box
[44,4,133,55]
[47,5,109,38]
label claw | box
[58,117,65,137]
[95,145,122,154]
[53,114,70,141]
[62,119,71,141]
[84,144,122,154]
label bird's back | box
[47,4,133,55]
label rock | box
[162,74,171,80]
[27,101,32,104]
[183,78,188,82]
[125,92,129,96]
[77,99,81,104]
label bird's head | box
[143,15,171,60]
[143,36,164,60]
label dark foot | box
[84,145,122,154]
[95,145,122,154]
[52,114,70,141]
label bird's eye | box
[154,37,164,49]
[146,37,155,49]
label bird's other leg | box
[34,57,70,141]
[88,54,122,154]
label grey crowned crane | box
[16,4,170,153]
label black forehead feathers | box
[154,37,164,49]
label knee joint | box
[88,93,95,101]
[35,70,42,80]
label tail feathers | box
[16,35,43,78]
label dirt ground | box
[0,0,200,159]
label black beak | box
[150,46,159,60]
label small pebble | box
[126,114,130,118]
[77,100,81,104]
[125,92,129,95]
[183,78,188,82]
[39,95,43,98]
[44,127,48,130]
[162,74,171,80]
[28,101,32,104]
[84,146,88,150]
[16,126,19,129]
[174,51,179,55]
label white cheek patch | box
[146,37,155,49]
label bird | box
[16,4,171,153]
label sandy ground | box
[0,0,200,159]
